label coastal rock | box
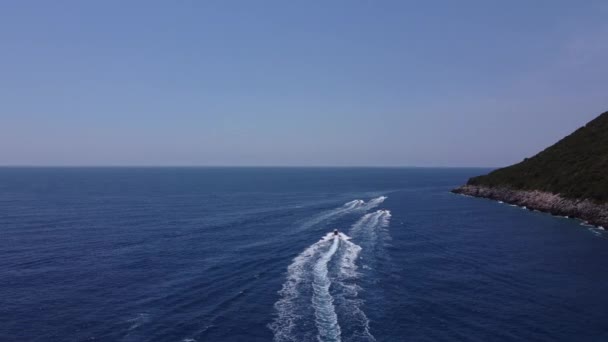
[452,185,608,228]
[452,110,608,229]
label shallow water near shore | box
[2,167,608,341]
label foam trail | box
[335,238,376,342]
[362,196,387,211]
[379,210,391,228]
[298,200,365,231]
[312,236,341,342]
[349,210,391,240]
[271,233,335,342]
[271,197,387,341]
[297,197,386,232]
[345,199,366,209]
[332,211,392,342]
[337,237,361,280]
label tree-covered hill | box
[467,110,608,202]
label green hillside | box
[468,110,608,202]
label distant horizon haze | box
[1,1,607,167]
[0,165,495,168]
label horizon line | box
[0,164,498,169]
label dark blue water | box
[2,168,608,342]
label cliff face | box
[453,110,608,227]
[453,185,608,228]
[467,111,608,202]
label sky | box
[1,1,607,167]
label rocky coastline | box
[452,185,608,228]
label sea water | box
[1,167,608,341]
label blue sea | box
[2,167,608,342]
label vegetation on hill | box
[467,111,608,202]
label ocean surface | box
[2,167,608,342]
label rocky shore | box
[452,185,608,228]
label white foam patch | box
[270,234,334,341]
[335,238,376,342]
[298,200,363,232]
[349,210,392,240]
[330,210,392,342]
[337,236,361,280]
[362,196,387,211]
[587,224,607,237]
[312,236,341,341]
[297,197,386,232]
[126,313,150,331]
[345,199,365,209]
[589,228,603,236]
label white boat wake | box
[271,198,391,342]
[333,210,391,342]
[297,197,386,232]
[348,210,391,243]
[312,236,341,341]
[270,233,342,341]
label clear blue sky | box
[1,1,607,166]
